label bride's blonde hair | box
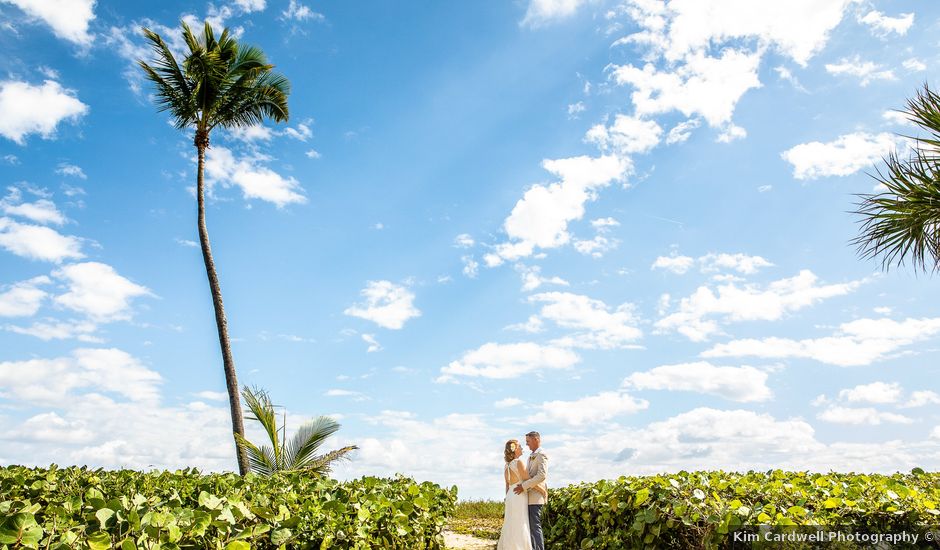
[504,439,520,463]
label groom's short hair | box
[525,431,540,439]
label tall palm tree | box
[235,386,358,476]
[852,84,940,273]
[138,22,290,475]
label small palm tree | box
[235,386,358,476]
[852,84,940,273]
[138,22,290,475]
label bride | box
[497,439,545,550]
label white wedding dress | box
[497,458,532,550]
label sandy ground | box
[443,530,498,549]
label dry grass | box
[447,500,503,540]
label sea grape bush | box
[544,469,940,549]
[0,465,456,549]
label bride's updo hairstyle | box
[504,439,520,463]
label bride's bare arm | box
[504,464,510,493]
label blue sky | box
[0,0,939,499]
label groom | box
[513,430,547,550]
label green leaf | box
[96,508,115,529]
[823,497,842,509]
[225,541,250,550]
[270,528,292,545]
[87,532,112,550]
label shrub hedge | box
[544,469,940,549]
[0,465,456,549]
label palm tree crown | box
[852,84,940,273]
[236,386,358,476]
[139,21,289,144]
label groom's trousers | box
[528,504,544,550]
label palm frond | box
[852,84,940,274]
[234,433,278,476]
[239,386,281,465]
[284,416,340,469]
[300,446,359,477]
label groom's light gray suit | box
[521,448,548,550]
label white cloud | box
[305,149,321,159]
[4,318,100,342]
[0,80,88,144]
[591,217,619,230]
[529,291,642,350]
[226,124,274,142]
[838,382,902,404]
[282,0,324,21]
[651,254,694,274]
[882,110,911,126]
[824,57,896,86]
[175,238,198,248]
[193,390,228,401]
[204,146,307,207]
[699,252,773,275]
[461,255,479,278]
[535,391,648,426]
[53,262,152,322]
[0,275,50,317]
[902,391,940,408]
[610,49,762,127]
[623,361,772,402]
[1,197,66,225]
[454,233,475,248]
[6,412,95,444]
[362,333,382,353]
[585,114,662,155]
[0,348,161,405]
[521,0,589,27]
[56,163,86,179]
[492,155,629,264]
[234,0,265,13]
[716,123,747,143]
[284,122,313,141]
[573,217,620,259]
[344,280,420,330]
[325,389,368,401]
[817,406,913,425]
[665,118,701,144]
[902,58,926,72]
[858,10,913,37]
[505,315,544,334]
[517,264,569,292]
[2,154,18,164]
[2,0,96,45]
[658,270,861,341]
[774,66,807,92]
[573,235,616,258]
[704,317,940,367]
[495,397,524,408]
[437,342,579,381]
[0,217,83,262]
[781,132,903,180]
[618,0,853,67]
[567,102,586,118]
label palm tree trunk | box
[196,133,249,476]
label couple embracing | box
[498,431,548,550]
